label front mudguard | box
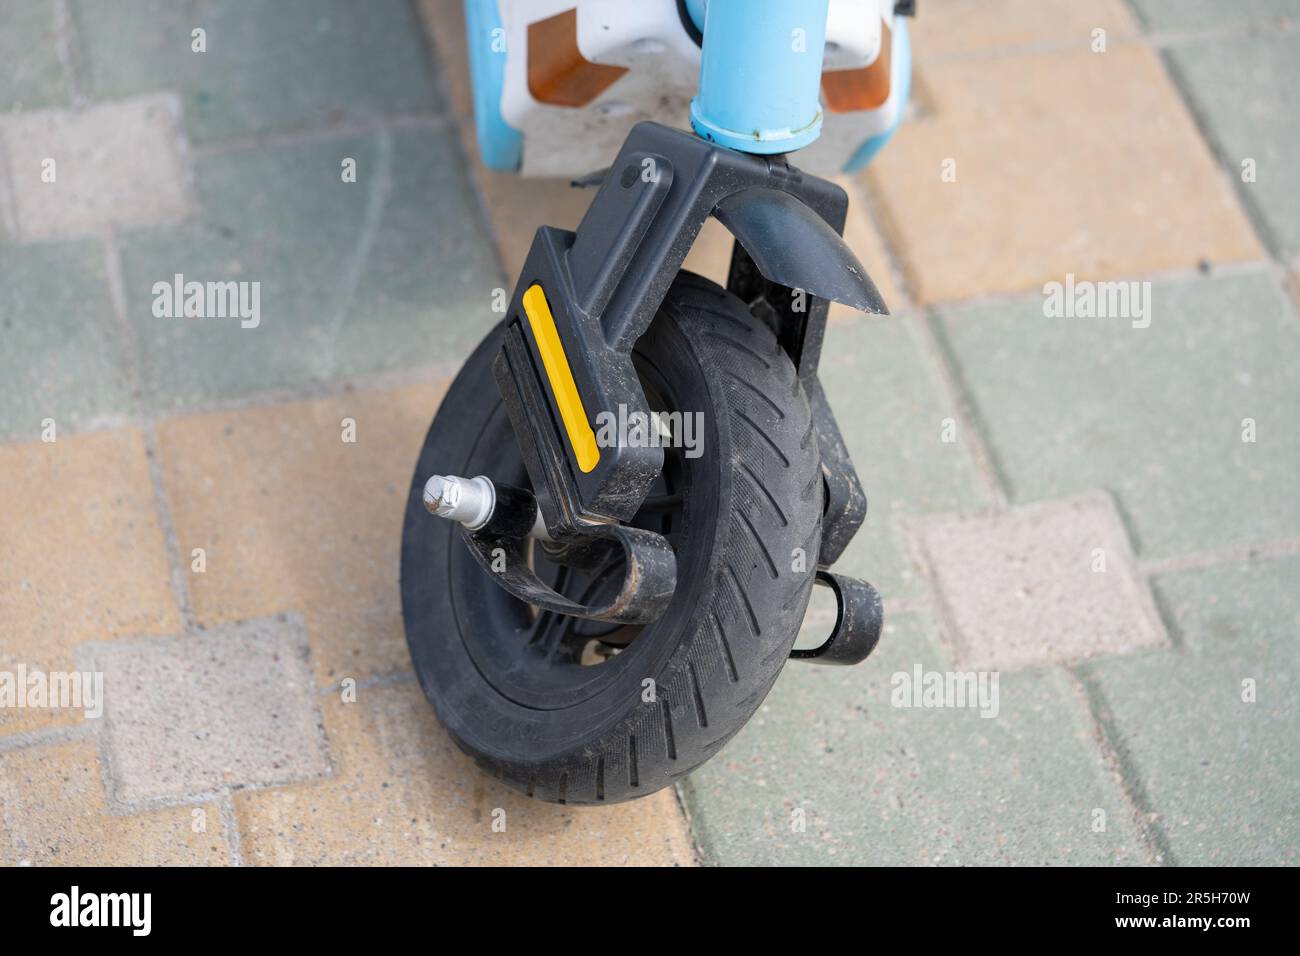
[714,186,887,317]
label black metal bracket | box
[455,481,677,626]
[790,570,884,665]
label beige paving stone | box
[0,429,180,736]
[865,44,1264,303]
[909,0,1139,60]
[419,0,474,127]
[834,174,905,315]
[235,682,696,866]
[1287,268,1300,315]
[0,93,194,241]
[156,382,445,686]
[910,492,1166,670]
[90,617,331,803]
[0,738,226,865]
[682,216,734,286]
[478,171,593,280]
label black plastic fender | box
[714,186,888,316]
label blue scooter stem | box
[690,0,830,154]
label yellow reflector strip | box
[521,284,600,473]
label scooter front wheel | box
[400,273,822,804]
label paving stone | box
[71,0,439,145]
[1079,555,1300,864]
[865,44,1263,303]
[235,681,696,865]
[0,739,227,865]
[0,93,193,241]
[116,127,500,410]
[417,0,474,127]
[155,383,444,686]
[911,492,1165,670]
[88,616,330,804]
[795,582,848,651]
[1129,0,1300,31]
[909,0,1139,60]
[682,611,1147,865]
[1163,32,1300,260]
[0,0,67,112]
[681,217,735,287]
[934,272,1300,560]
[1151,555,1300,656]
[474,170,590,281]
[834,174,905,314]
[0,239,131,440]
[0,429,180,737]
[818,313,991,603]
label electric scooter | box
[401,0,913,804]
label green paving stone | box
[1152,554,1300,655]
[818,316,990,603]
[0,0,67,111]
[935,273,1300,561]
[344,129,504,375]
[0,240,132,439]
[1079,555,1300,864]
[117,127,501,410]
[1162,33,1300,260]
[71,0,439,144]
[682,611,1147,865]
[1129,0,1300,31]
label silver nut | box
[422,474,495,530]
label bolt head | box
[423,475,460,516]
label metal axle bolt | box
[423,473,552,541]
[423,474,496,530]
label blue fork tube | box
[690,0,830,154]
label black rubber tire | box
[400,272,821,804]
